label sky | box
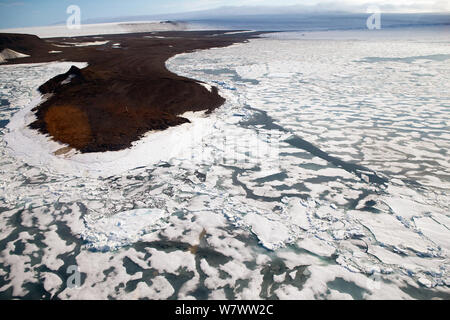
[0,0,449,29]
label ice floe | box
[83,209,168,251]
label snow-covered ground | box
[0,21,187,38]
[4,91,217,178]
[0,27,449,300]
[0,48,30,64]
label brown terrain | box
[0,31,263,153]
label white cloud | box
[0,1,24,7]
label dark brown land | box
[0,31,263,153]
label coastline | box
[1,31,264,154]
[5,90,219,177]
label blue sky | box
[0,0,448,29]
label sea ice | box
[1,28,449,300]
[82,209,167,251]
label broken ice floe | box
[82,209,168,251]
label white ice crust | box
[83,209,167,251]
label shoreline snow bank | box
[0,48,30,63]
[4,95,217,178]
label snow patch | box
[0,48,29,63]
